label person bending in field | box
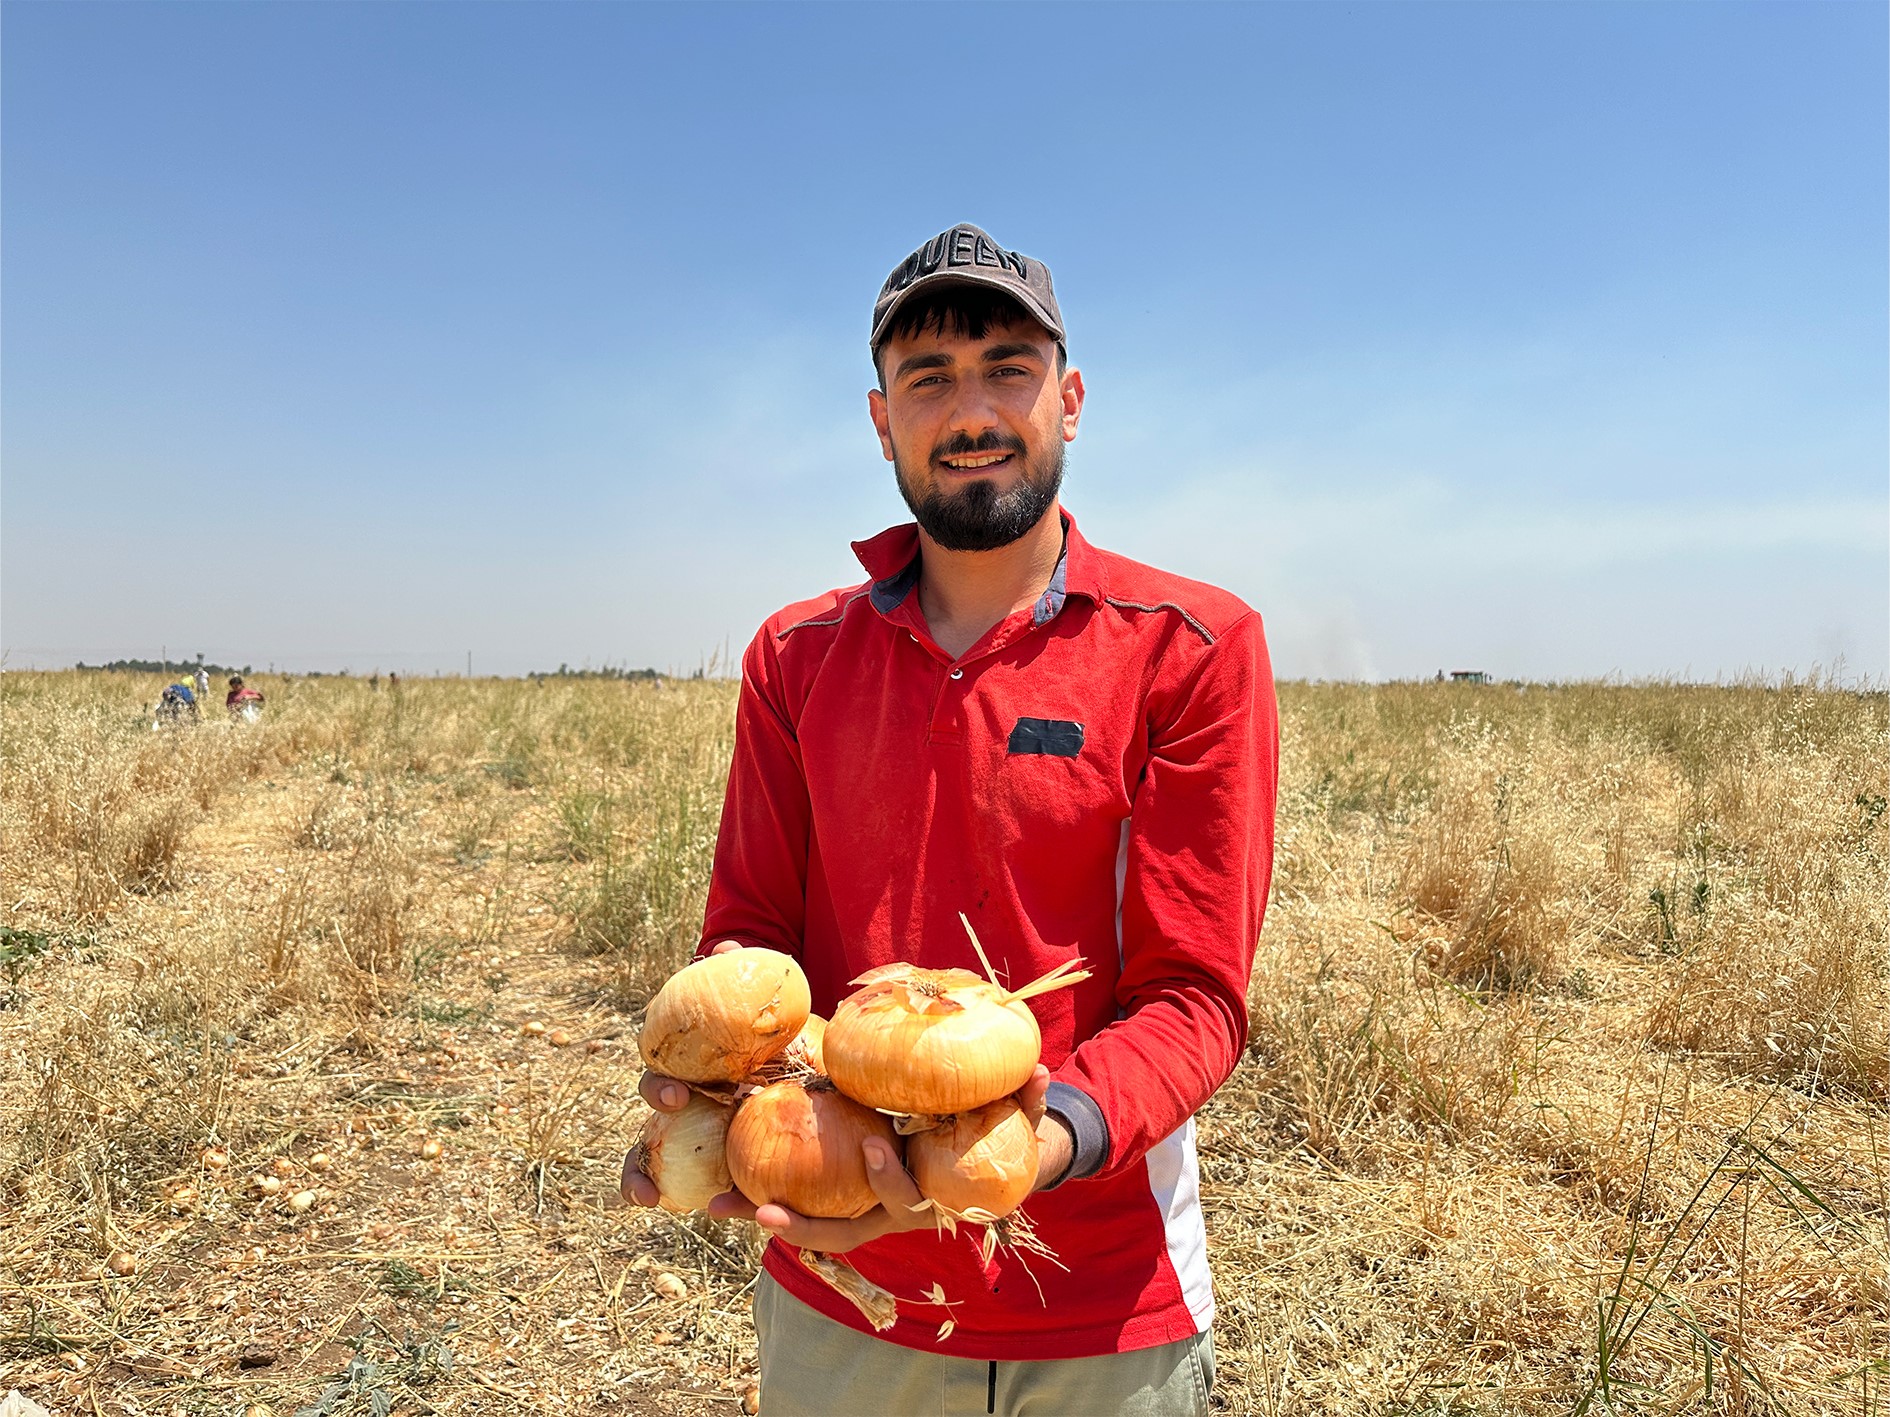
[226,675,264,720]
[156,679,200,726]
[622,223,1278,1417]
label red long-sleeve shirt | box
[700,511,1278,1360]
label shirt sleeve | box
[697,626,811,964]
[1050,609,1279,1179]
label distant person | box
[226,675,265,721]
[388,672,400,691]
[370,671,381,692]
[156,679,199,726]
[194,665,211,702]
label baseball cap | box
[871,223,1064,352]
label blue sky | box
[4,2,1884,681]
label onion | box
[639,947,811,1084]
[907,1098,1039,1221]
[825,965,1043,1116]
[755,1012,826,1083]
[634,1093,735,1213]
[785,1014,827,1073]
[726,1079,898,1219]
[824,917,1090,1117]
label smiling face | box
[868,309,1084,552]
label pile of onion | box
[636,922,1085,1288]
[726,1079,899,1220]
[638,946,810,1084]
[630,925,1090,1332]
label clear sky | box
[4,1,1885,682]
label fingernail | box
[864,1141,887,1171]
[662,1085,683,1107]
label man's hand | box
[1024,1065,1076,1193]
[700,1132,935,1253]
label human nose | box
[943,380,1001,440]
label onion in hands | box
[785,1013,826,1073]
[726,1078,899,1219]
[639,946,811,1084]
[907,1097,1039,1222]
[826,964,1038,1116]
[635,1093,735,1213]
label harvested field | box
[0,671,1883,1415]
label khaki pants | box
[753,1272,1215,1417]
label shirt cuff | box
[1042,1082,1109,1187]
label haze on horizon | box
[4,3,1885,685]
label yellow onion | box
[635,1094,734,1213]
[726,1079,899,1219]
[825,964,1043,1116]
[783,1014,826,1072]
[639,947,811,1084]
[907,1097,1039,1220]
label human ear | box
[1059,368,1086,443]
[867,388,896,463]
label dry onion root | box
[634,1092,735,1213]
[797,1249,898,1332]
[638,946,811,1087]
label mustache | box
[932,430,1026,461]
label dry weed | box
[0,671,1880,1415]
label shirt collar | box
[850,509,1107,621]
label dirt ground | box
[2,760,763,1416]
[3,674,1884,1416]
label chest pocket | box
[1008,717,1085,757]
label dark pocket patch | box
[1008,717,1085,757]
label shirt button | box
[949,668,964,680]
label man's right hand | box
[619,939,746,1210]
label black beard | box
[893,431,1065,552]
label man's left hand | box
[707,1065,1068,1253]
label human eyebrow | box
[893,352,953,382]
[980,342,1047,365]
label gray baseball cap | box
[871,222,1064,352]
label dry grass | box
[0,670,1882,1415]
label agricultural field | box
[0,670,1884,1416]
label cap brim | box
[871,270,1064,350]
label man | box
[623,223,1277,1416]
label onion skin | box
[639,947,811,1084]
[825,966,1040,1115]
[636,1094,735,1214]
[908,1098,1039,1220]
[726,1080,899,1219]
